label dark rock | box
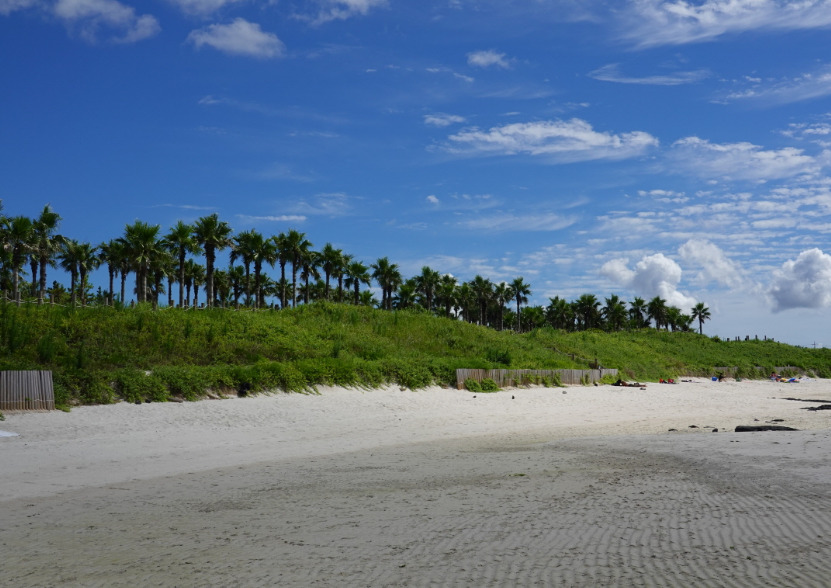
[712,428,719,432]
[512,396,515,399]
[134,400,141,405]
[144,399,151,403]
[473,395,476,398]
[804,404,831,411]
[735,425,799,432]
[237,382,251,398]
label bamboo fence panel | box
[455,368,618,389]
[0,371,55,411]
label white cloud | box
[459,213,576,232]
[307,0,387,25]
[187,18,285,58]
[52,0,159,43]
[589,63,709,85]
[768,248,831,311]
[0,0,37,15]
[424,113,466,127]
[678,239,746,288]
[600,253,697,309]
[454,72,475,83]
[669,137,823,181]
[166,0,245,16]
[445,119,659,163]
[620,0,831,48]
[289,193,352,216]
[236,214,307,223]
[467,50,511,69]
[725,66,831,105]
[426,195,440,204]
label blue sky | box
[4,0,831,345]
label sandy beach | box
[3,378,831,586]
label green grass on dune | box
[2,301,830,408]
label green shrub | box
[480,378,500,392]
[114,368,168,403]
[464,378,482,392]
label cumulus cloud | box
[306,0,387,25]
[424,113,466,127]
[467,50,511,69]
[52,0,159,43]
[166,0,245,16]
[620,0,831,48]
[444,119,658,163]
[588,63,709,85]
[188,19,285,58]
[0,0,37,15]
[669,137,823,181]
[768,248,831,311]
[678,239,746,289]
[600,253,697,309]
[426,195,440,204]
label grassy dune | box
[2,301,830,408]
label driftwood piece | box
[735,425,799,432]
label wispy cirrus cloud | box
[589,63,709,86]
[166,0,244,16]
[443,118,658,163]
[188,18,285,58]
[236,214,307,223]
[724,65,831,106]
[618,0,831,48]
[458,212,576,232]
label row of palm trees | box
[0,203,712,334]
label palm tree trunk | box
[39,254,48,304]
[70,270,77,307]
[30,258,38,299]
[516,299,521,332]
[167,275,174,307]
[12,257,20,304]
[354,282,359,305]
[120,270,127,304]
[79,268,87,307]
[279,261,287,308]
[291,260,298,308]
[205,246,214,308]
[337,276,343,302]
[254,262,262,309]
[325,271,331,300]
[178,249,185,308]
[108,266,115,306]
[244,262,251,307]
[194,284,199,307]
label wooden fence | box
[0,371,55,411]
[456,368,618,389]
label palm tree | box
[510,277,531,332]
[119,220,161,304]
[574,293,601,330]
[546,296,574,330]
[522,305,546,331]
[691,301,711,335]
[371,257,402,311]
[213,269,231,307]
[489,282,512,330]
[75,242,99,307]
[344,260,371,305]
[335,253,352,303]
[602,294,627,331]
[470,275,493,326]
[272,232,289,308]
[415,266,441,312]
[629,297,647,329]
[57,239,81,307]
[666,306,683,332]
[3,216,35,304]
[192,213,232,308]
[149,249,175,307]
[230,229,256,306]
[437,274,458,319]
[282,229,312,308]
[321,243,343,301]
[165,221,200,308]
[31,205,63,304]
[455,282,475,322]
[228,264,246,306]
[394,278,418,309]
[98,239,124,305]
[185,259,205,307]
[300,248,321,304]
[647,296,667,330]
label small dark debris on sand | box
[784,397,830,403]
[804,404,831,411]
[735,425,799,432]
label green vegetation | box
[2,301,830,410]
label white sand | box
[2,378,831,586]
